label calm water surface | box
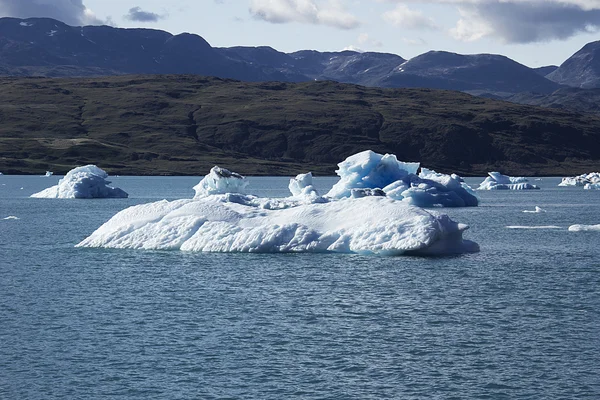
[1,175,599,399]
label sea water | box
[1,175,599,399]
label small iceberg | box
[31,165,128,199]
[478,172,539,190]
[584,183,600,190]
[3,216,19,220]
[44,171,53,177]
[78,160,479,256]
[568,224,600,232]
[559,173,600,187]
[522,206,546,213]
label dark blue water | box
[1,175,599,399]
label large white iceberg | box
[78,164,479,256]
[478,172,539,190]
[326,151,478,207]
[558,172,600,187]
[31,165,128,199]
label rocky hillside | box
[0,75,599,176]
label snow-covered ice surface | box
[326,150,478,207]
[31,165,128,199]
[568,224,600,231]
[78,162,479,256]
[478,172,539,190]
[522,206,546,213]
[558,172,600,187]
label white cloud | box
[249,0,360,29]
[382,4,439,30]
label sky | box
[1,0,600,67]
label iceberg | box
[326,150,478,207]
[584,183,600,190]
[522,206,546,213]
[3,216,19,220]
[78,164,479,256]
[44,171,53,177]
[559,172,600,187]
[31,165,128,199]
[478,172,539,190]
[568,224,600,232]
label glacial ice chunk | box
[77,196,479,256]
[584,183,600,190]
[193,166,248,198]
[326,150,478,207]
[30,165,128,199]
[478,172,539,190]
[559,172,600,187]
[288,172,320,199]
[45,171,53,177]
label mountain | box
[547,41,600,88]
[0,17,561,96]
[376,51,561,95]
[533,65,558,77]
[1,75,599,176]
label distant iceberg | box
[44,171,53,177]
[584,183,600,190]
[522,206,546,213]
[78,160,479,256]
[31,165,128,199]
[568,224,600,232]
[559,172,600,187]
[478,172,539,190]
[326,150,478,207]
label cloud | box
[124,6,165,22]
[451,1,600,43]
[381,0,600,43]
[382,4,439,30]
[249,0,360,29]
[0,0,102,25]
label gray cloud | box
[385,0,600,43]
[0,0,103,25]
[457,1,600,43]
[124,6,165,22]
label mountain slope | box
[547,41,600,88]
[0,75,598,176]
[378,51,561,95]
[0,17,562,96]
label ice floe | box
[78,157,480,256]
[568,224,600,232]
[478,172,539,190]
[31,165,128,199]
[3,216,19,220]
[558,172,600,187]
